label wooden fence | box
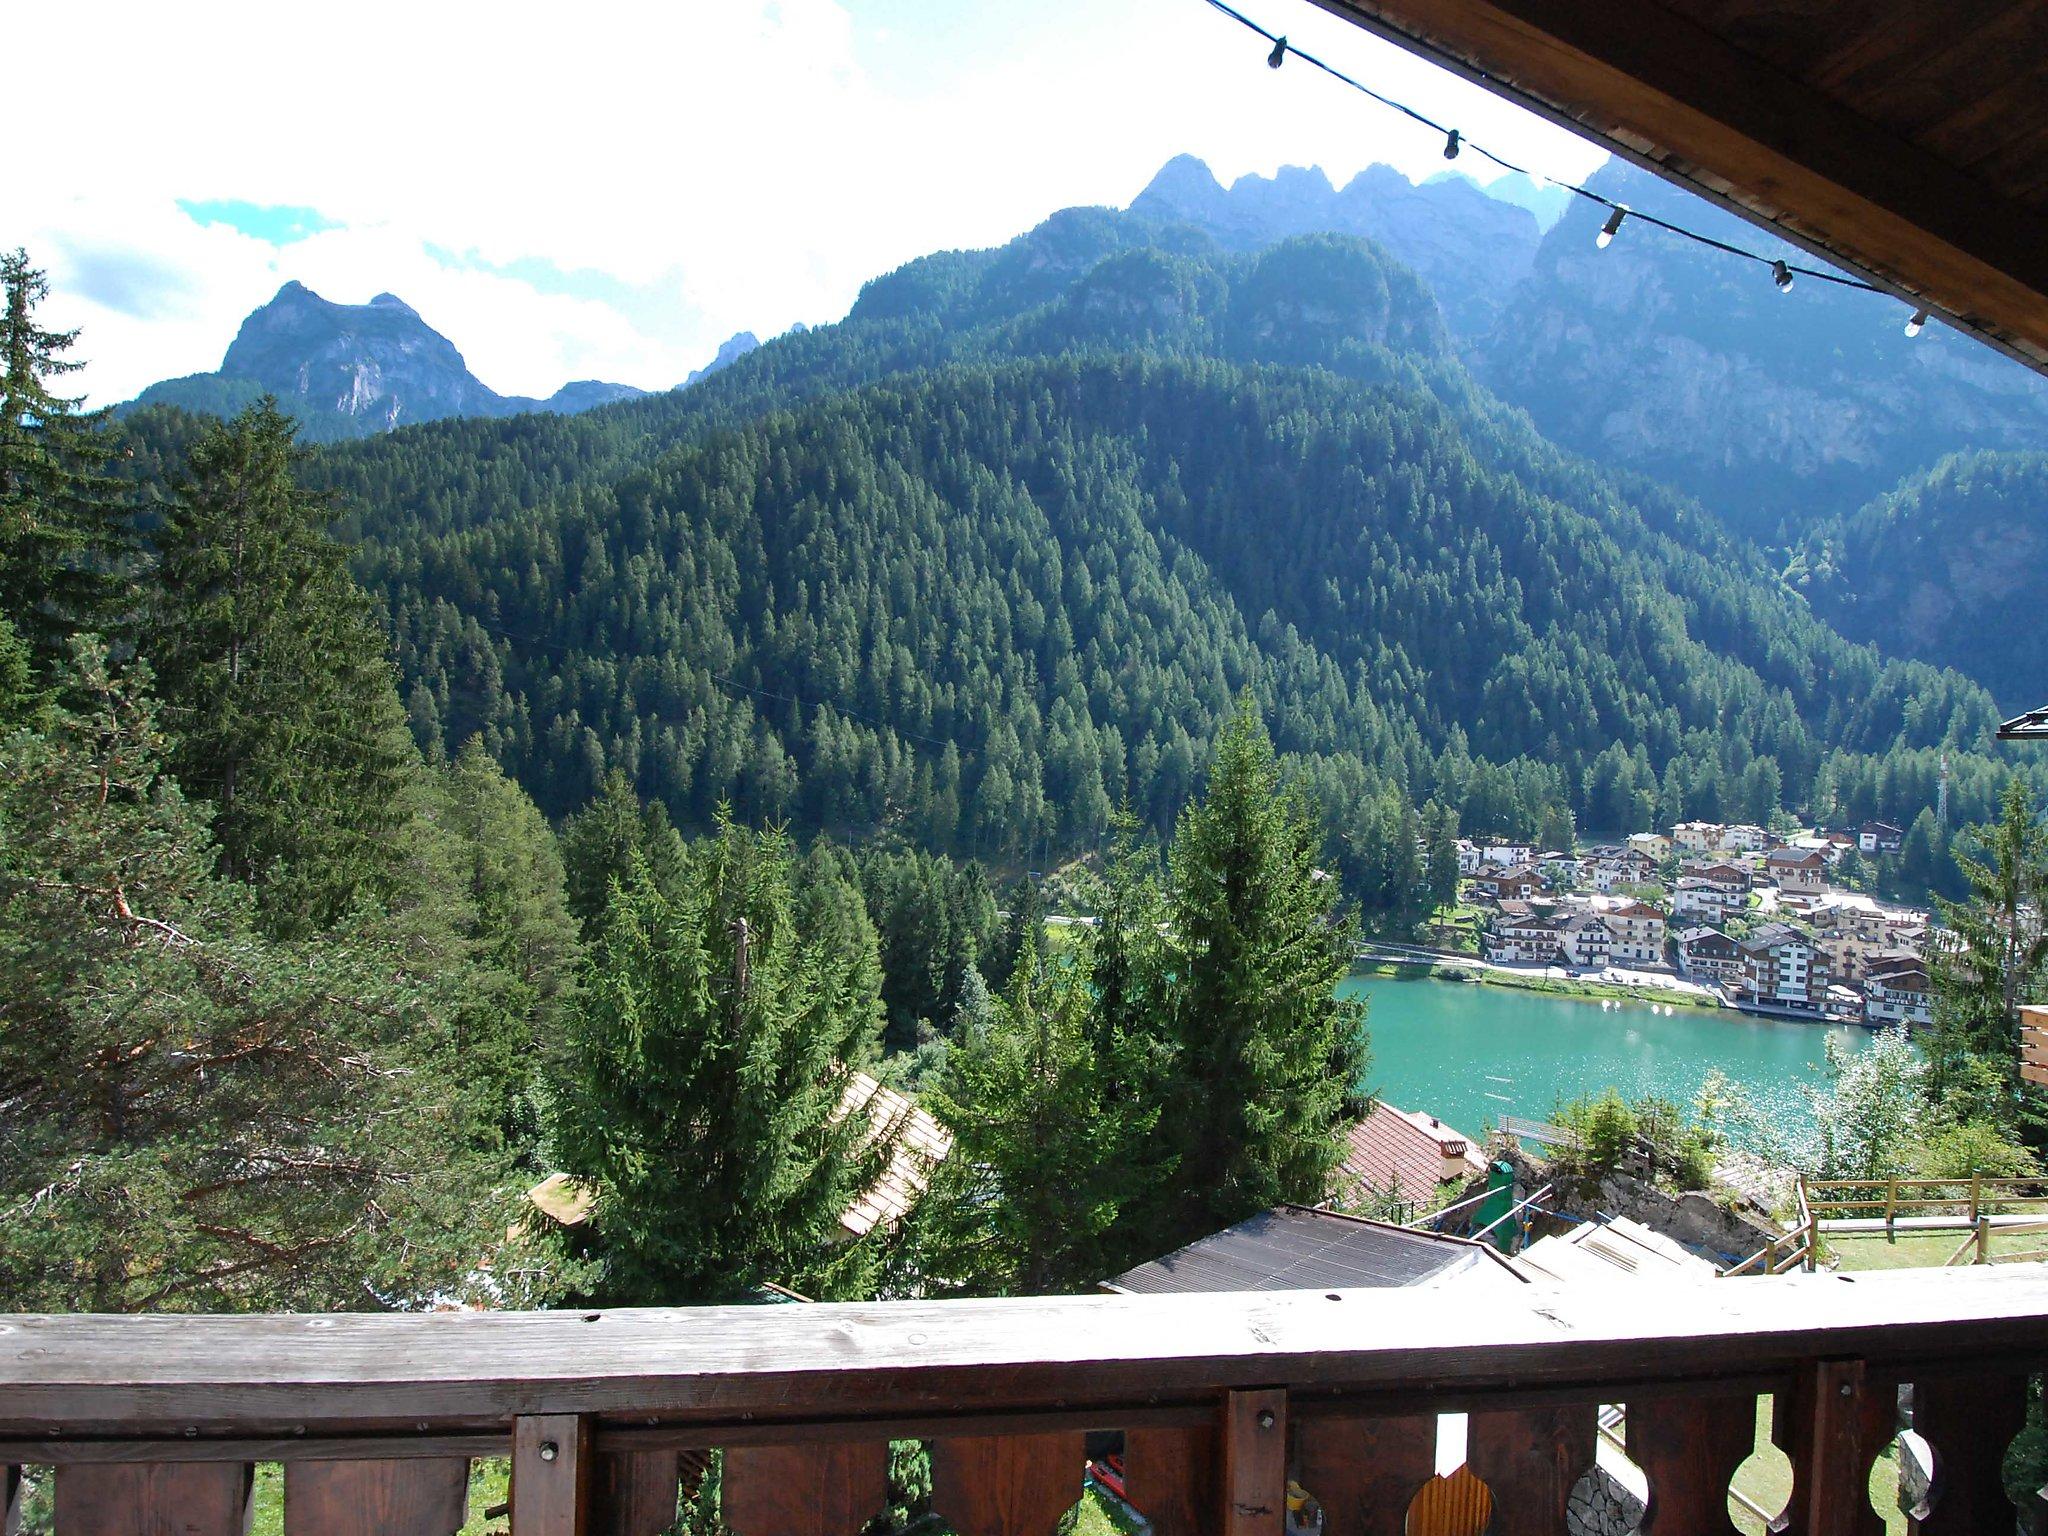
[6,1266,2048,1532]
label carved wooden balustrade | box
[5,1264,2048,1535]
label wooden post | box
[1884,1178,1897,1243]
[512,1414,591,1536]
[1971,1173,1982,1228]
[1977,1216,1992,1265]
[593,1451,685,1536]
[725,1443,889,1536]
[1222,1389,1288,1536]
[1772,1359,1893,1536]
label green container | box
[1475,1160,1517,1251]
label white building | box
[1603,901,1668,968]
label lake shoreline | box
[1339,972,1872,1142]
[1350,957,1726,1012]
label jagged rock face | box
[219,285,503,428]
[1797,450,2048,711]
[1475,162,2048,541]
[1130,154,1541,338]
[128,282,649,439]
[543,380,651,413]
[681,331,760,388]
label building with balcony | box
[1735,922,1829,1013]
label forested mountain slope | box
[358,351,2000,863]
[116,203,2033,859]
[1795,451,2048,713]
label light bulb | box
[1772,260,1795,294]
[1443,129,1462,159]
[1597,207,1626,249]
[1905,307,1929,338]
[1267,36,1286,68]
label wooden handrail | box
[5,1270,2048,1533]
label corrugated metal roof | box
[1101,1206,1518,1295]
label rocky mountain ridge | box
[127,282,657,441]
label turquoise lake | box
[1339,974,1875,1143]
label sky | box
[11,0,1607,406]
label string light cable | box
[1204,0,1939,322]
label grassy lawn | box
[1827,1229,2046,1271]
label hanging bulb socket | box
[1772,259,1795,293]
[1443,129,1461,160]
[1905,307,1929,338]
[1597,206,1626,249]
[1267,35,1286,68]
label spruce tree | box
[1423,799,1461,924]
[1928,778,2048,1122]
[0,250,128,653]
[146,399,413,932]
[917,946,1154,1295]
[550,813,894,1303]
[560,769,688,932]
[0,639,514,1310]
[1155,698,1369,1248]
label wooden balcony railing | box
[6,1264,2048,1534]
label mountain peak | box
[682,331,762,388]
[131,283,644,441]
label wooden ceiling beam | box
[1307,0,2048,373]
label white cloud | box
[10,0,1607,405]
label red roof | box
[1336,1101,1488,1203]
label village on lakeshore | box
[1390,817,1935,1028]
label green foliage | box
[0,250,130,655]
[1804,1030,1926,1182]
[1551,1084,1722,1194]
[1926,779,2048,1126]
[858,844,999,1051]
[1150,699,1369,1249]
[145,398,415,933]
[1798,449,2048,712]
[916,947,1156,1294]
[1913,1119,2041,1181]
[99,202,2019,902]
[550,813,894,1303]
[0,640,527,1310]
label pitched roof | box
[1605,901,1665,920]
[834,1070,955,1237]
[1101,1205,1522,1295]
[1337,1101,1488,1202]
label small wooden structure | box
[6,1266,2048,1532]
[2021,1004,2048,1086]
